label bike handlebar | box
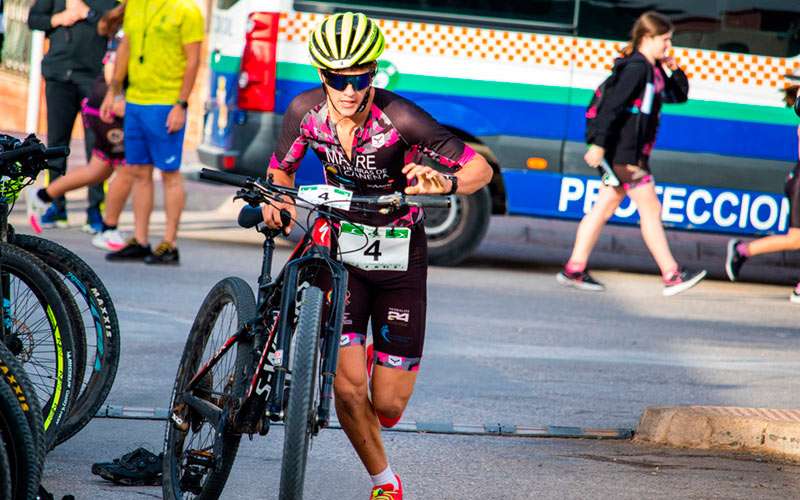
[0,139,70,176]
[199,168,452,211]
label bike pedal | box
[186,449,215,468]
[170,404,189,432]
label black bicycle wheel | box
[0,242,81,450]
[279,286,324,500]
[0,366,42,500]
[0,436,12,500]
[12,233,120,445]
[0,341,45,474]
[163,277,256,500]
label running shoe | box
[663,269,707,296]
[82,207,104,234]
[91,447,163,486]
[725,239,747,282]
[556,270,605,291]
[26,190,49,233]
[144,242,180,265]
[92,229,126,251]
[370,475,403,500]
[791,284,800,304]
[40,204,69,229]
[106,238,152,261]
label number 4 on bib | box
[338,223,410,271]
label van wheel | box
[425,186,491,266]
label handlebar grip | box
[199,168,252,187]
[407,195,451,209]
[44,146,70,160]
[0,143,45,164]
[237,205,264,229]
[279,208,292,228]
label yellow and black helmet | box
[308,12,385,70]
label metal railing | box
[1,0,34,73]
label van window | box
[217,0,239,10]
[295,1,577,29]
[578,0,800,57]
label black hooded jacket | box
[588,51,689,166]
[27,0,116,84]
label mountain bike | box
[163,169,448,499]
[11,232,120,445]
[3,133,121,446]
[0,136,86,448]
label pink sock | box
[736,242,750,257]
[662,265,679,281]
[565,261,586,274]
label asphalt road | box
[9,179,799,499]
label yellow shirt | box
[124,0,204,105]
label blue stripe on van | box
[275,79,797,162]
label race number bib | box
[297,185,352,210]
[338,222,411,271]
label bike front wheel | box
[162,277,256,500]
[279,286,324,500]
[0,242,81,450]
[12,233,121,446]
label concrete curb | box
[634,406,800,461]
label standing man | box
[100,0,203,265]
[28,0,116,232]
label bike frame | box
[180,214,348,436]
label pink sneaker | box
[370,474,403,499]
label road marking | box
[95,404,633,439]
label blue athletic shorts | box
[124,103,185,171]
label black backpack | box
[584,68,622,144]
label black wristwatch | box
[445,174,458,195]
[86,9,99,23]
[175,99,189,110]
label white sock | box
[370,465,398,489]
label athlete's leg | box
[130,165,154,244]
[567,183,626,266]
[43,154,113,199]
[334,346,387,474]
[161,170,185,245]
[370,368,417,424]
[333,270,388,474]
[626,180,679,276]
[744,228,800,256]
[103,166,133,226]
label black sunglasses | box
[322,70,374,91]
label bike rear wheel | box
[0,242,80,450]
[279,286,324,500]
[163,277,256,500]
[12,233,120,445]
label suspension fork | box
[316,262,348,428]
[267,258,302,418]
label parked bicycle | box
[0,134,121,448]
[162,169,449,499]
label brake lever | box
[233,188,262,207]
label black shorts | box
[786,162,800,229]
[82,104,125,166]
[338,226,427,371]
